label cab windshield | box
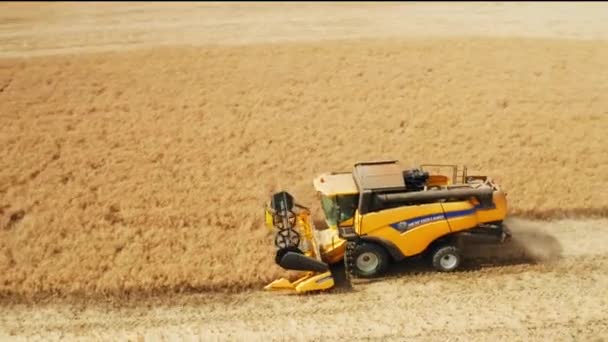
[320,194,358,226]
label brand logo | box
[390,213,445,232]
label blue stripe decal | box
[444,208,476,218]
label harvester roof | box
[313,172,358,196]
[314,160,413,196]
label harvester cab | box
[264,160,510,293]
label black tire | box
[431,245,461,272]
[345,241,390,278]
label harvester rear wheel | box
[431,245,461,272]
[345,242,389,278]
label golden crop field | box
[1,2,607,340]
[2,37,607,299]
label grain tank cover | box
[353,160,407,191]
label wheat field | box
[2,37,607,298]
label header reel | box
[268,191,301,249]
[264,191,334,292]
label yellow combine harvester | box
[264,160,510,293]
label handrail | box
[420,164,467,184]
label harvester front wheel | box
[431,245,461,272]
[345,242,389,278]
